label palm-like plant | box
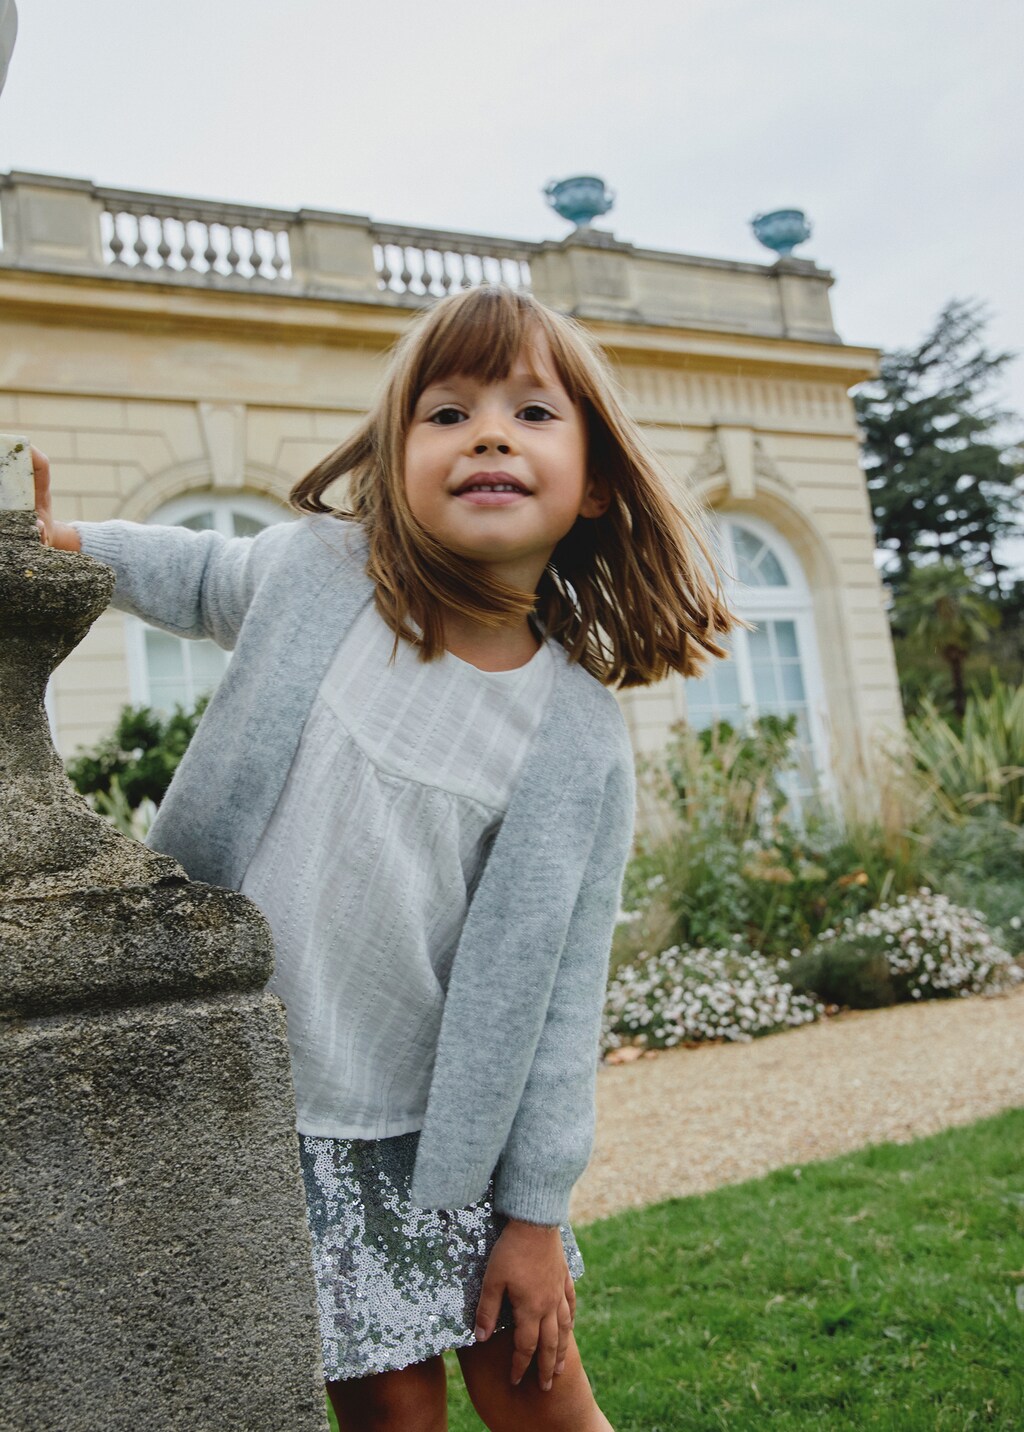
[890,561,1000,718]
[907,676,1024,824]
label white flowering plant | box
[602,941,823,1054]
[789,887,1023,1006]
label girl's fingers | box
[510,1315,540,1387]
[564,1267,576,1324]
[31,446,53,536]
[31,445,50,498]
[534,1310,561,1392]
[473,1271,503,1344]
[554,1293,573,1375]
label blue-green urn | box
[751,208,812,257]
[544,175,615,228]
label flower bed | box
[602,942,823,1054]
[788,887,1024,1006]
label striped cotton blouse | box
[240,598,556,1140]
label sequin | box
[299,1131,584,1380]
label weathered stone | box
[0,510,328,1430]
[0,881,274,1018]
[1,995,327,1432]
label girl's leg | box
[456,1328,614,1432]
[326,1353,448,1432]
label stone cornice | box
[0,264,878,389]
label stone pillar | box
[773,256,839,341]
[0,171,106,274]
[530,227,640,321]
[0,470,328,1431]
[290,207,381,301]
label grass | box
[328,1108,1024,1429]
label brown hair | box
[290,285,743,688]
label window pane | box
[145,630,187,712]
[730,523,787,587]
[145,631,226,714]
[145,630,185,688]
[781,662,806,702]
[180,512,215,531]
[190,640,229,696]
[775,620,799,658]
[751,663,780,704]
[232,514,267,538]
[747,625,772,662]
[757,548,787,586]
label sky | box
[2,0,1022,558]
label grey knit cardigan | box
[75,514,636,1226]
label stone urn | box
[751,208,812,258]
[544,175,615,228]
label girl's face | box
[404,331,608,592]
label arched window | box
[126,493,290,715]
[684,515,831,808]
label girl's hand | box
[31,446,80,551]
[473,1219,576,1391]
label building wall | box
[2,359,900,793]
[0,174,903,818]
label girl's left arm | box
[492,757,635,1228]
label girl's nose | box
[473,439,511,454]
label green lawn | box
[328,1108,1024,1430]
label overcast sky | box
[2,0,1022,554]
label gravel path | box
[569,985,1024,1225]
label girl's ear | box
[579,472,612,520]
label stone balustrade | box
[100,187,295,281]
[0,169,841,342]
[372,220,533,298]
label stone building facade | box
[0,169,901,815]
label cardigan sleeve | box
[492,755,635,1226]
[72,517,296,649]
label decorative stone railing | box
[0,169,842,342]
[100,186,295,281]
[371,220,533,297]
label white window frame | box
[125,491,290,710]
[682,513,836,815]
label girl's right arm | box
[32,446,290,649]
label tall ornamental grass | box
[906,675,1024,824]
[618,716,935,969]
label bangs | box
[403,286,583,414]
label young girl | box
[35,284,737,1432]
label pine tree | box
[854,299,1023,597]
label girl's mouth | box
[454,474,531,506]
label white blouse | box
[241,599,556,1139]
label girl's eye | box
[428,406,466,425]
[519,405,554,422]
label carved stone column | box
[0,474,327,1431]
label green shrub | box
[618,718,936,966]
[785,938,902,1009]
[67,698,209,813]
[924,813,1024,956]
[785,888,1022,1008]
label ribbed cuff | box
[72,520,125,565]
[493,1167,572,1227]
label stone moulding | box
[0,509,328,1431]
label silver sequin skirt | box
[298,1131,584,1381]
